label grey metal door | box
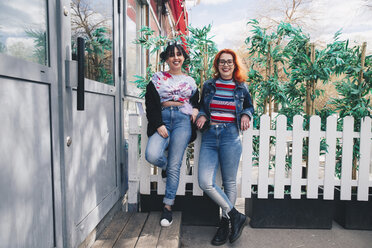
[60,0,123,246]
[0,0,63,247]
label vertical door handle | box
[77,37,85,111]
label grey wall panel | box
[0,78,54,248]
[69,91,117,226]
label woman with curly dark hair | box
[145,41,199,227]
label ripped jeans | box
[198,123,242,217]
[145,106,191,206]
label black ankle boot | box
[211,217,229,246]
[228,208,247,243]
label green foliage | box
[315,107,336,131]
[133,26,180,94]
[134,26,169,55]
[86,27,113,84]
[245,20,371,176]
[132,24,218,96]
[186,24,218,86]
[331,77,372,120]
[245,19,371,122]
[327,44,371,179]
[328,48,372,121]
[72,27,113,84]
[245,20,309,118]
[25,29,48,65]
[131,26,177,96]
[327,43,371,130]
[132,66,155,98]
[85,27,112,56]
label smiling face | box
[166,47,185,74]
[218,52,235,80]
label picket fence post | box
[340,116,354,200]
[323,115,337,200]
[357,117,371,201]
[291,115,304,199]
[307,115,321,199]
[274,115,287,199]
[128,114,141,211]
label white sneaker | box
[160,207,173,227]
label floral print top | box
[151,71,197,115]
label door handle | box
[77,37,85,111]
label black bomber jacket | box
[145,81,200,143]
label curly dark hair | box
[160,42,189,63]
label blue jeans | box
[198,123,242,217]
[145,106,191,206]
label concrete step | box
[90,211,182,248]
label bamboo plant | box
[185,24,218,89]
[132,25,217,96]
[244,20,372,180]
[329,42,372,179]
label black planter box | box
[245,193,333,229]
[140,190,219,226]
[334,189,372,230]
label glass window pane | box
[0,0,48,65]
[126,0,141,96]
[71,0,113,85]
[149,12,160,70]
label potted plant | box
[330,41,372,230]
[243,20,351,229]
[246,186,334,229]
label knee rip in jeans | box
[199,182,214,191]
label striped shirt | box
[210,79,236,123]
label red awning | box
[169,0,188,36]
[168,0,189,54]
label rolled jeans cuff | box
[163,197,175,206]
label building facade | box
[0,0,187,247]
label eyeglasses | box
[218,59,234,66]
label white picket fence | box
[127,114,372,206]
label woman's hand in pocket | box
[157,125,168,138]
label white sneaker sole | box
[160,219,173,227]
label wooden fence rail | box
[128,114,372,206]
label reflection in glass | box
[0,0,48,65]
[126,0,141,96]
[149,12,160,71]
[71,0,113,85]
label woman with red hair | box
[196,49,254,245]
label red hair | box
[213,49,247,83]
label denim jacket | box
[197,78,254,131]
